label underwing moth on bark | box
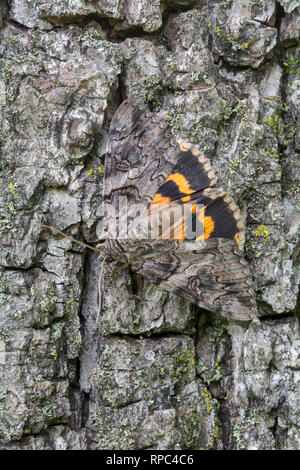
[99,99,258,322]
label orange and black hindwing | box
[149,140,245,248]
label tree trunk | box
[0,0,299,450]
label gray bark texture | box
[0,0,299,450]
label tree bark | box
[0,0,299,450]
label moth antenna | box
[96,255,107,324]
[38,223,101,253]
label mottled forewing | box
[130,238,257,322]
[104,99,180,210]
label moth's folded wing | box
[130,239,257,322]
[105,101,219,211]
[104,99,180,208]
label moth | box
[97,99,258,322]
